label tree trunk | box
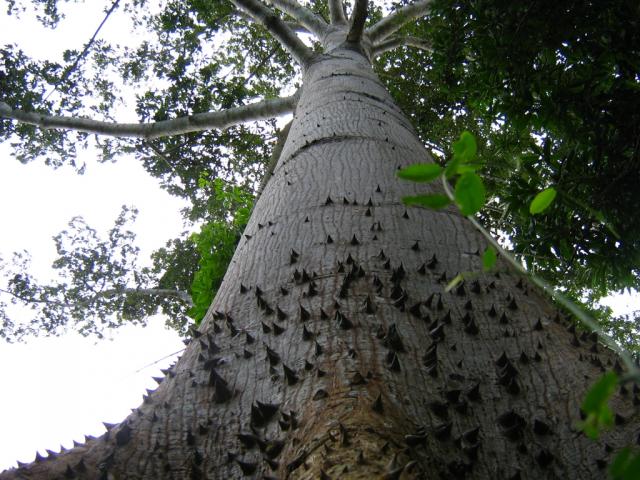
[2,47,637,480]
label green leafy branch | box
[188,177,253,324]
[398,131,638,375]
[398,131,640,479]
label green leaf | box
[529,187,557,214]
[454,172,485,215]
[456,163,484,174]
[397,163,443,182]
[444,155,461,178]
[610,448,633,479]
[579,371,618,439]
[482,246,497,271]
[403,194,451,209]
[583,371,618,412]
[446,131,480,178]
[610,448,640,480]
[452,131,477,163]
[622,453,640,480]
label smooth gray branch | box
[372,35,432,57]
[234,8,309,33]
[366,0,433,42]
[346,0,368,43]
[328,0,347,24]
[230,0,314,65]
[266,0,328,38]
[0,95,297,140]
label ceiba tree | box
[0,0,638,478]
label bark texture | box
[2,40,638,480]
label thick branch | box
[366,0,433,42]
[234,8,309,34]
[371,35,432,57]
[0,95,297,140]
[230,0,314,65]
[328,0,347,24]
[267,0,328,38]
[346,0,368,43]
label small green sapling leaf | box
[454,172,485,215]
[529,187,557,214]
[403,194,451,209]
[609,447,640,480]
[482,246,497,271]
[452,131,477,163]
[455,163,484,174]
[446,131,479,178]
[397,163,443,182]
[579,371,618,439]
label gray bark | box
[328,0,347,25]
[372,35,432,58]
[230,0,314,66]
[1,31,637,480]
[0,96,297,140]
[265,0,328,38]
[346,0,368,44]
[366,0,433,43]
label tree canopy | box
[1,0,638,349]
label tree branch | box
[0,95,298,140]
[371,35,432,57]
[366,0,433,42]
[107,287,194,307]
[234,8,309,34]
[328,0,347,24]
[1,285,193,311]
[0,287,68,309]
[346,0,368,43]
[143,140,179,174]
[230,0,315,65]
[266,0,328,38]
[43,0,121,103]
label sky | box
[0,0,639,473]
[0,1,186,470]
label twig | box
[43,0,121,103]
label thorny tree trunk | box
[2,48,638,480]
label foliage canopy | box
[0,0,638,348]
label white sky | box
[0,1,185,470]
[0,0,638,472]
[0,157,187,465]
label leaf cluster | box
[187,178,253,323]
[377,0,640,301]
[0,206,180,341]
[2,0,639,344]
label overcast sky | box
[0,1,186,470]
[0,0,639,473]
